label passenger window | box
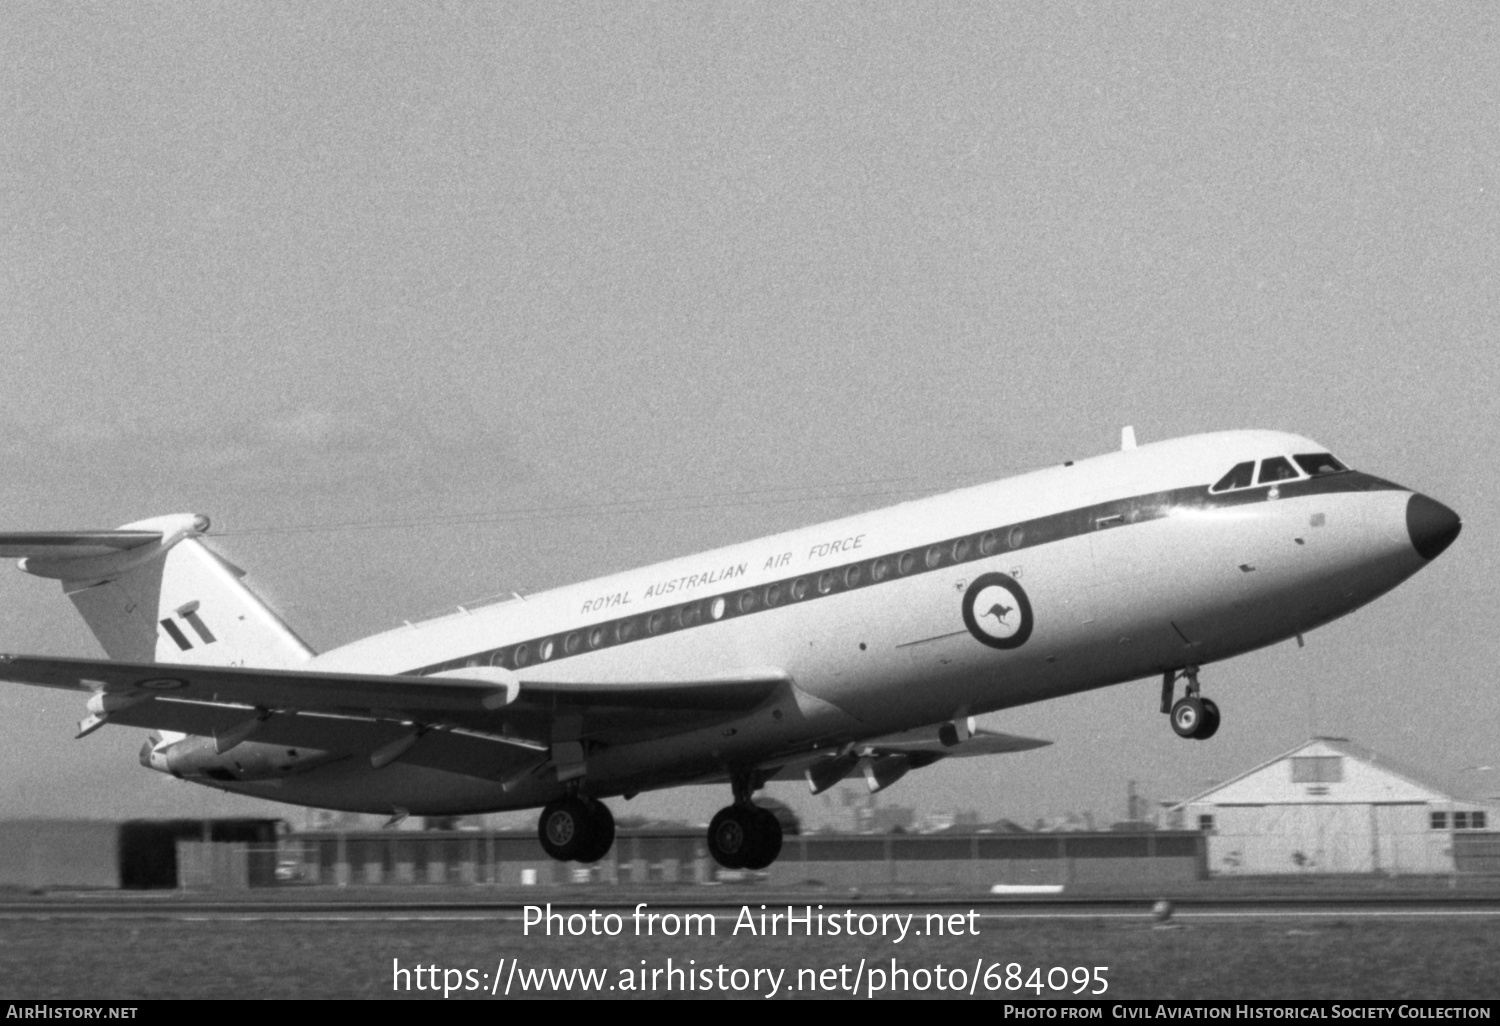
[790,578,808,600]
[1258,456,1299,485]
[871,558,889,582]
[1211,462,1255,493]
[980,532,998,556]
[952,537,971,562]
[897,552,915,575]
[1293,453,1348,477]
[764,583,782,607]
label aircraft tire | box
[1170,696,1204,739]
[741,807,783,871]
[576,798,616,863]
[538,796,596,862]
[1194,699,1221,741]
[707,806,755,870]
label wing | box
[0,653,786,782]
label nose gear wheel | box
[1170,695,1221,740]
[1164,667,1221,740]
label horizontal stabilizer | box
[0,530,162,561]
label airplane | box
[0,428,1461,870]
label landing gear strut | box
[1162,667,1220,741]
[537,794,616,863]
[707,772,783,871]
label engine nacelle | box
[861,754,911,794]
[141,734,335,782]
[805,749,862,795]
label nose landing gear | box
[1162,667,1221,741]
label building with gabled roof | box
[1170,737,1496,875]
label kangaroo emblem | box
[963,573,1033,650]
[983,602,1013,625]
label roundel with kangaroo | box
[961,572,1033,650]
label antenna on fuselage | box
[1121,426,1137,451]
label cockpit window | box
[1293,452,1348,477]
[1211,461,1255,493]
[1258,456,1299,485]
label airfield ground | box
[2,883,1499,999]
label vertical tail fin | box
[4,513,314,669]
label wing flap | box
[859,725,1052,758]
[761,725,1052,787]
[517,675,784,711]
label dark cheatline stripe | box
[160,619,193,651]
[408,471,1404,677]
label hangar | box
[0,818,282,889]
[1173,737,1497,875]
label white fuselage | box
[202,430,1445,815]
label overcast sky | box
[2,3,1497,830]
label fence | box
[279,829,1206,889]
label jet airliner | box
[0,429,1461,869]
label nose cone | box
[1407,493,1461,560]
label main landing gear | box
[1161,666,1220,741]
[707,773,783,871]
[537,794,616,863]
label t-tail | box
[0,514,314,740]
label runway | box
[6,890,1500,921]
[7,889,1499,999]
